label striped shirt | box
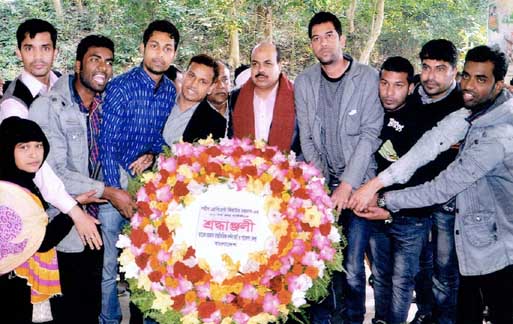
[100,66,176,188]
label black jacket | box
[182,99,227,142]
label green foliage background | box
[0,0,487,80]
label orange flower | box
[241,165,257,177]
[305,266,319,279]
[206,162,223,176]
[185,291,197,303]
[270,179,284,195]
[205,146,223,157]
[172,294,186,311]
[278,290,292,304]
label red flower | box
[135,253,150,269]
[198,301,217,318]
[206,146,223,157]
[173,261,188,276]
[157,223,170,240]
[241,166,257,177]
[137,202,152,218]
[270,179,284,195]
[131,228,149,248]
[148,270,163,282]
[172,294,186,311]
[173,181,189,197]
[293,188,309,199]
[243,300,261,316]
[319,222,331,236]
[263,148,276,160]
[206,162,223,175]
[292,167,303,178]
[184,246,196,259]
[145,182,157,195]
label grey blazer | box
[294,58,383,188]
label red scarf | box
[232,74,295,151]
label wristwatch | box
[377,193,393,224]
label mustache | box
[255,73,267,78]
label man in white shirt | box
[0,18,101,249]
[229,42,298,152]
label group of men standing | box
[0,9,512,324]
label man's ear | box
[408,82,414,95]
[339,34,347,49]
[494,80,505,95]
[207,82,216,96]
[139,43,144,55]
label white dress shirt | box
[253,83,279,142]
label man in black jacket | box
[162,54,226,144]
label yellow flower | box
[182,194,195,206]
[278,304,289,316]
[205,174,220,185]
[252,157,266,167]
[247,179,264,194]
[303,206,321,227]
[198,135,215,146]
[165,213,181,231]
[295,231,311,241]
[151,289,174,314]
[222,254,241,279]
[248,313,276,324]
[270,220,288,239]
[259,173,273,184]
[221,318,234,324]
[264,196,281,214]
[281,192,291,202]
[197,258,210,272]
[166,175,177,186]
[119,248,135,265]
[177,164,193,178]
[137,273,151,291]
[181,312,201,324]
[141,171,156,183]
[254,139,267,149]
[170,242,188,263]
[249,251,268,265]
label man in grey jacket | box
[29,35,136,323]
[295,11,383,324]
[353,45,513,324]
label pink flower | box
[263,293,280,316]
[301,251,320,266]
[300,163,322,181]
[320,246,336,261]
[202,310,221,324]
[173,142,194,156]
[180,301,197,315]
[290,239,305,256]
[232,311,250,324]
[159,156,176,172]
[156,185,172,202]
[239,283,258,300]
[136,188,149,202]
[195,282,211,299]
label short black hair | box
[187,54,219,83]
[419,39,458,67]
[308,12,342,39]
[76,35,115,63]
[143,20,180,50]
[16,19,57,49]
[234,64,249,80]
[164,65,182,82]
[465,45,509,82]
[381,56,414,84]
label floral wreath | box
[118,137,344,324]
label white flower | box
[210,265,229,283]
[116,234,131,249]
[240,259,260,274]
[291,290,307,307]
[328,225,341,243]
[296,274,313,291]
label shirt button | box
[476,216,481,221]
[455,230,460,235]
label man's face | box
[207,63,231,105]
[181,62,215,103]
[379,70,413,111]
[420,59,457,99]
[16,32,57,81]
[76,46,114,93]
[310,22,345,65]
[460,60,503,110]
[143,31,176,78]
[251,44,281,91]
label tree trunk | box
[53,0,63,18]
[359,0,385,64]
[263,6,273,42]
[347,0,357,34]
[229,27,241,69]
[75,0,83,12]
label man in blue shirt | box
[98,20,179,324]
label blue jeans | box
[431,209,459,324]
[414,236,434,317]
[371,216,431,324]
[98,203,128,324]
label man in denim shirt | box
[353,46,513,324]
[98,20,179,324]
